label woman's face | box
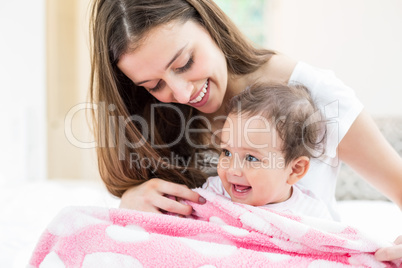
[117,20,228,114]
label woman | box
[89,0,402,260]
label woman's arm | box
[338,109,402,209]
[119,178,206,215]
[339,110,402,262]
[268,54,402,206]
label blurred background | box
[1,0,401,183]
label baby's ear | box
[287,156,310,185]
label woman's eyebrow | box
[136,44,188,86]
[164,44,187,70]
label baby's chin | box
[229,196,261,206]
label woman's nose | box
[166,76,193,104]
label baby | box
[204,83,333,220]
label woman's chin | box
[196,101,222,115]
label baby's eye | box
[245,154,259,162]
[221,149,232,157]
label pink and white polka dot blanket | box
[29,188,399,267]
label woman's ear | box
[287,156,310,185]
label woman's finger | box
[119,189,162,214]
[153,194,194,216]
[394,235,402,245]
[157,179,206,204]
[375,243,402,261]
[119,180,165,213]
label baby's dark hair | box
[227,83,326,165]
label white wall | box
[265,0,402,117]
[46,0,100,181]
[0,1,46,182]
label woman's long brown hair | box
[89,0,275,197]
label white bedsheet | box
[0,180,401,268]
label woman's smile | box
[189,79,209,107]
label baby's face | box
[217,113,293,206]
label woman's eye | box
[148,80,164,92]
[221,149,232,157]
[245,154,259,162]
[176,55,194,73]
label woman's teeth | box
[189,81,208,104]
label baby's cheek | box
[217,161,227,179]
[217,156,230,171]
[217,167,224,179]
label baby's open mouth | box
[234,184,251,193]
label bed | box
[0,179,401,267]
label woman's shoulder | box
[263,53,298,84]
[263,56,336,85]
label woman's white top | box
[204,176,333,220]
[289,62,364,221]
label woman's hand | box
[119,178,206,216]
[375,235,402,262]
